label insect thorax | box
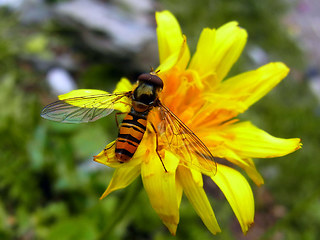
[133,82,158,105]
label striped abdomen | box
[115,110,147,162]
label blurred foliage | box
[0,0,319,239]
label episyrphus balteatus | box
[41,71,217,174]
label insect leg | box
[115,112,126,128]
[151,123,168,173]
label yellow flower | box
[94,10,301,235]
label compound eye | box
[137,73,163,89]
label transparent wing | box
[155,101,217,175]
[41,92,132,123]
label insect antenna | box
[149,67,161,75]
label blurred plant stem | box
[98,178,143,239]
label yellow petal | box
[94,141,121,168]
[220,121,301,159]
[177,166,221,235]
[175,175,183,208]
[215,62,290,111]
[113,77,133,93]
[189,28,216,77]
[156,10,183,64]
[100,164,141,199]
[211,164,254,233]
[175,35,190,71]
[112,77,132,113]
[194,62,291,127]
[213,22,247,82]
[58,88,130,113]
[156,11,190,74]
[204,142,264,186]
[94,141,144,168]
[141,149,180,235]
[191,22,246,84]
[157,36,190,75]
[189,168,203,188]
[59,89,109,100]
[243,158,264,186]
[186,22,247,83]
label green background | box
[0,0,318,239]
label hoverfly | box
[41,71,217,174]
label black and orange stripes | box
[114,72,162,163]
[115,110,148,162]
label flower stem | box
[98,178,142,239]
